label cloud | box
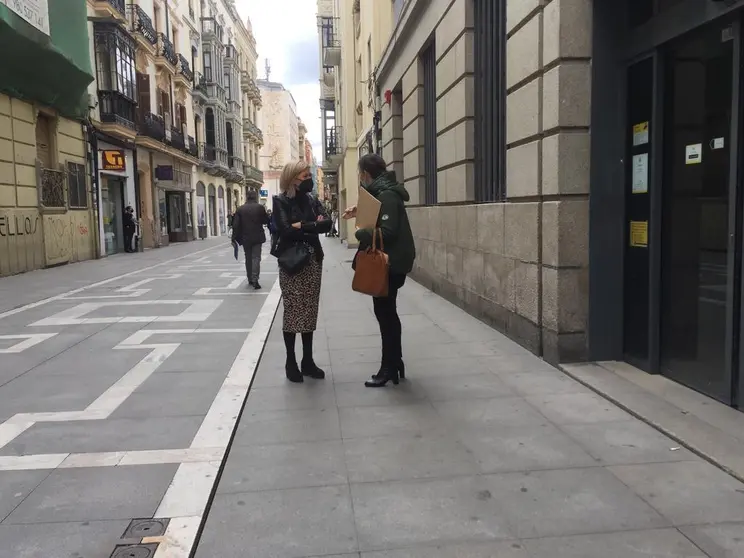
[235,0,322,161]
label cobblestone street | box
[0,239,743,557]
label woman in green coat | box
[343,153,416,387]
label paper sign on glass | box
[632,153,648,194]
[633,122,649,146]
[356,186,382,230]
[685,144,703,165]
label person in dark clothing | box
[344,154,416,388]
[123,206,136,253]
[273,160,332,383]
[232,190,269,289]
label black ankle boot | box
[285,358,303,383]
[364,367,399,388]
[301,358,326,379]
[399,360,405,380]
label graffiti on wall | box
[0,210,44,277]
[43,215,72,265]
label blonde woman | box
[272,160,332,382]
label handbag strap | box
[376,228,385,252]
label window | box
[421,42,438,205]
[225,72,231,100]
[67,162,88,209]
[203,49,212,81]
[474,0,506,201]
[94,23,136,100]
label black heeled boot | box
[399,360,406,380]
[283,332,303,383]
[300,332,325,379]
[364,366,399,388]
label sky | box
[235,0,322,162]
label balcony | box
[224,44,238,66]
[175,54,194,89]
[139,112,166,142]
[227,99,240,116]
[169,126,185,151]
[192,72,208,103]
[93,0,126,23]
[244,164,263,186]
[241,70,252,93]
[201,17,224,44]
[188,136,198,158]
[199,142,229,176]
[128,4,157,55]
[97,91,137,137]
[156,33,178,72]
[324,125,345,169]
[322,66,335,88]
[318,16,341,66]
[227,155,245,184]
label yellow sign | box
[102,150,126,171]
[633,122,649,146]
[630,221,648,248]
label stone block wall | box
[0,93,95,277]
[378,0,592,364]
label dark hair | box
[358,153,387,180]
[246,189,258,202]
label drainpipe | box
[85,122,103,259]
[133,148,143,252]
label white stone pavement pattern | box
[0,237,283,557]
[0,239,742,557]
[193,240,744,558]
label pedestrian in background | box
[232,190,269,290]
[123,206,136,253]
[272,160,332,383]
[344,153,415,387]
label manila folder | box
[356,186,381,229]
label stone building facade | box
[375,0,591,364]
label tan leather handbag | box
[352,228,389,297]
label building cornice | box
[376,0,423,84]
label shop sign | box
[1,0,50,36]
[101,149,126,171]
[260,189,268,197]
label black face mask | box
[297,178,314,194]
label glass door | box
[660,20,737,403]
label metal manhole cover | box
[110,544,158,558]
[122,518,169,539]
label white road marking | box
[0,333,57,353]
[154,280,282,557]
[61,274,183,300]
[0,243,229,322]
[29,299,222,326]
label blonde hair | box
[279,160,310,198]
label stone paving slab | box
[196,238,744,558]
[0,239,283,556]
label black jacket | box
[355,171,415,275]
[272,193,331,260]
[232,201,269,246]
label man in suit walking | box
[231,190,269,289]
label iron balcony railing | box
[157,33,177,66]
[39,166,66,208]
[318,16,340,48]
[200,142,216,162]
[98,91,136,129]
[103,0,126,17]
[325,125,344,158]
[178,53,194,82]
[188,136,198,157]
[128,4,156,45]
[170,126,185,151]
[140,112,166,142]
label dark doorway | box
[659,20,736,402]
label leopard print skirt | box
[279,245,322,333]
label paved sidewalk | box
[196,238,744,558]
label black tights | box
[373,273,406,370]
[283,331,315,363]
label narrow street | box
[1,239,744,557]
